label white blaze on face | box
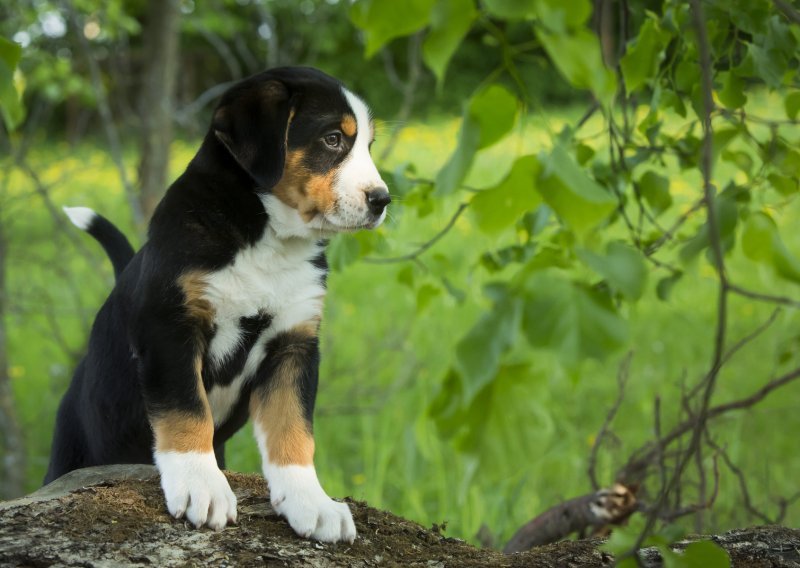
[328,88,388,229]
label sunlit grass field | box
[5,101,800,545]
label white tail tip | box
[62,206,96,230]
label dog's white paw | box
[155,451,237,530]
[267,464,356,543]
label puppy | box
[45,67,390,543]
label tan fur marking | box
[272,149,337,221]
[293,319,320,338]
[153,411,214,453]
[178,271,215,328]
[341,114,357,137]
[152,355,214,453]
[250,324,318,466]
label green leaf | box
[435,115,480,194]
[536,145,616,234]
[638,171,672,214]
[468,84,518,149]
[601,518,639,556]
[396,265,415,288]
[482,0,536,20]
[532,0,592,32]
[436,84,517,194]
[747,43,786,88]
[679,195,738,262]
[454,287,521,401]
[682,541,731,568]
[768,173,799,196]
[785,91,800,120]
[656,272,683,301]
[327,234,361,271]
[620,17,672,93]
[718,71,747,109]
[0,36,23,131]
[536,27,617,105]
[742,211,800,284]
[471,155,542,234]
[579,242,648,300]
[416,283,442,312]
[712,127,742,165]
[350,0,435,58]
[423,0,476,84]
[521,273,628,364]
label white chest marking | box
[203,229,326,425]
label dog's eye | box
[323,132,341,148]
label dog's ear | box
[212,80,293,190]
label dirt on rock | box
[0,470,607,567]
[0,468,797,567]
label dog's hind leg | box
[44,385,88,484]
[213,442,226,470]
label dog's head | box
[211,67,390,237]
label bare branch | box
[66,5,144,228]
[588,351,632,490]
[728,284,800,310]
[363,203,469,264]
[503,484,638,553]
[773,0,800,25]
[379,33,424,163]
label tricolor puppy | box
[45,67,390,543]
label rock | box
[0,465,797,567]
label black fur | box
[45,67,361,484]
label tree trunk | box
[1,466,797,567]
[0,223,25,499]
[137,0,181,221]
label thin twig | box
[773,0,800,25]
[67,5,143,228]
[588,351,633,491]
[728,284,800,310]
[363,203,469,264]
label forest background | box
[1,0,800,556]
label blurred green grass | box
[5,102,800,545]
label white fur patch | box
[155,450,237,530]
[328,88,388,229]
[62,206,96,230]
[207,372,249,426]
[254,427,356,543]
[200,228,326,426]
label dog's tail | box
[63,206,135,280]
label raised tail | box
[63,206,135,280]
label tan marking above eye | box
[272,149,337,221]
[341,114,357,137]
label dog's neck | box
[260,194,337,243]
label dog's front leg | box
[140,333,237,530]
[250,325,356,543]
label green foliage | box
[4,0,800,554]
[537,144,617,234]
[349,0,436,58]
[620,15,673,93]
[0,35,23,130]
[423,0,477,84]
[471,155,541,234]
[436,83,518,194]
[349,0,800,546]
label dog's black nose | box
[365,188,391,215]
